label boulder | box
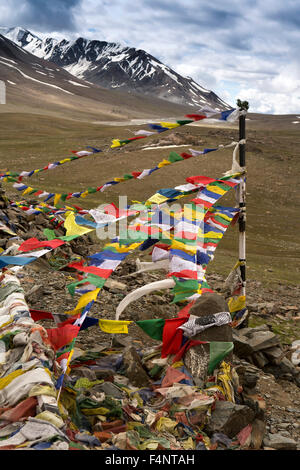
[232,330,255,357]
[122,346,152,388]
[250,418,266,449]
[263,433,297,450]
[263,346,285,365]
[247,330,280,352]
[206,401,255,438]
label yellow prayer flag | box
[54,193,61,206]
[206,184,227,195]
[204,231,223,239]
[98,319,132,334]
[155,417,177,432]
[184,207,205,221]
[159,122,180,128]
[0,369,25,390]
[182,437,196,450]
[66,349,74,374]
[228,295,246,313]
[147,193,168,205]
[22,187,34,195]
[64,212,94,237]
[113,177,125,182]
[157,159,171,168]
[80,191,89,198]
[65,288,101,314]
[171,239,197,254]
[106,243,138,253]
[111,139,122,148]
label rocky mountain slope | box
[1,26,230,110]
[0,33,191,121]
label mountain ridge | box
[0,32,196,122]
[2,26,230,111]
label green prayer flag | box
[208,341,234,374]
[168,151,184,163]
[44,228,56,240]
[67,275,106,296]
[43,228,78,242]
[171,277,199,303]
[135,318,165,341]
[176,120,194,125]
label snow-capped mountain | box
[2,26,230,111]
[0,32,192,121]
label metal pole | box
[238,111,246,297]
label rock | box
[252,352,269,368]
[25,284,44,303]
[233,330,255,357]
[250,418,266,449]
[92,382,125,399]
[264,356,300,385]
[247,302,276,314]
[206,401,255,438]
[279,305,298,312]
[235,365,259,390]
[71,367,97,381]
[104,278,127,291]
[263,433,297,450]
[263,346,285,365]
[247,330,280,352]
[28,257,53,272]
[242,325,270,337]
[122,346,151,388]
[94,369,116,380]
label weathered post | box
[237,99,249,301]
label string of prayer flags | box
[110,108,241,148]
[165,177,240,302]
[0,147,101,182]
[111,135,147,148]
[7,139,241,208]
[2,107,243,210]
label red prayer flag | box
[186,175,216,186]
[161,316,189,358]
[47,324,80,351]
[68,262,113,278]
[185,114,207,121]
[18,237,65,252]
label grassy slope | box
[0,112,299,287]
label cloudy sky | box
[1,0,300,114]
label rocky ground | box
[1,191,299,450]
[19,255,300,449]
